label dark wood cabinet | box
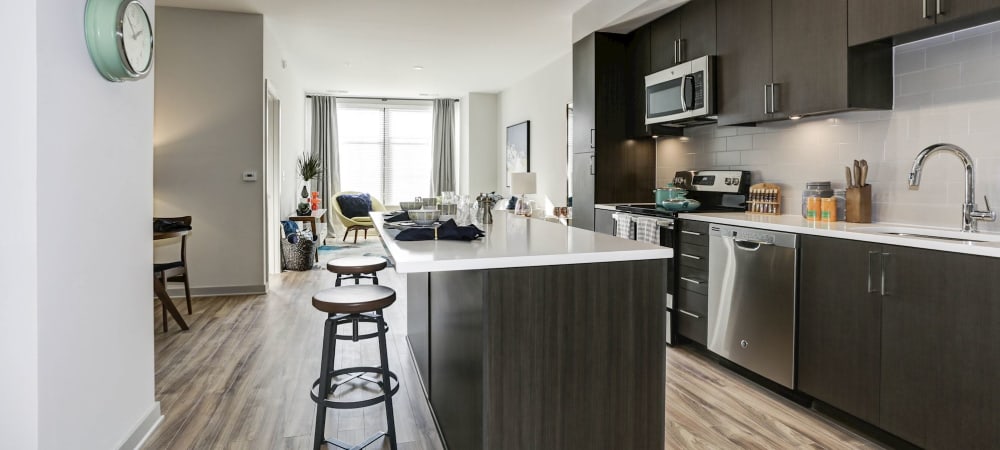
[799,236,1000,448]
[798,236,881,425]
[716,0,772,125]
[572,33,657,231]
[675,219,710,345]
[718,0,890,126]
[627,26,651,138]
[650,0,717,73]
[848,0,932,45]
[849,0,1000,45]
[880,245,1000,449]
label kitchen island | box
[372,212,672,450]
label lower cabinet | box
[799,235,1000,449]
[676,219,710,345]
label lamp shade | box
[510,172,537,194]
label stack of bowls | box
[399,201,422,211]
[409,209,440,226]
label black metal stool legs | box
[314,317,336,450]
[376,309,397,449]
[334,272,379,287]
[312,312,398,450]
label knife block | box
[846,185,872,223]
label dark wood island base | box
[407,259,667,450]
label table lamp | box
[510,172,537,216]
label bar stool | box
[326,256,388,286]
[311,285,399,450]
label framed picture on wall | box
[505,120,530,187]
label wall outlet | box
[242,170,258,182]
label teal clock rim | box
[84,0,154,82]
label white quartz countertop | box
[678,212,1000,258]
[372,212,672,273]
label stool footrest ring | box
[323,431,390,450]
[311,366,399,410]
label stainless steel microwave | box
[645,55,715,126]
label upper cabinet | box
[650,0,717,73]
[717,0,892,126]
[849,0,1000,45]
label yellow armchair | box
[331,191,387,243]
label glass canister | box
[833,189,847,221]
[801,181,834,219]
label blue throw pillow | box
[337,193,372,218]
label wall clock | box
[84,0,153,82]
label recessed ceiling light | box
[412,65,424,71]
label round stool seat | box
[312,285,396,314]
[326,256,387,275]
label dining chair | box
[154,216,193,317]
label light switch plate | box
[242,170,258,182]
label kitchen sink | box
[851,225,1000,245]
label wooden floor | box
[145,237,881,450]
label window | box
[336,99,433,205]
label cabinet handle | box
[680,276,703,285]
[589,154,595,175]
[764,84,770,115]
[937,0,943,15]
[867,251,880,294]
[678,309,701,319]
[680,253,702,260]
[923,0,932,18]
[680,230,702,236]
[770,83,780,114]
[590,128,595,148]
[678,38,686,62]
[881,252,890,296]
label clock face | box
[120,1,152,74]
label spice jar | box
[820,197,836,222]
[801,181,834,218]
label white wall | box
[35,0,158,447]
[657,22,1000,232]
[460,92,499,196]
[154,7,267,293]
[263,19,306,218]
[497,53,573,214]
[0,1,38,448]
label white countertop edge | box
[678,212,1000,258]
[392,248,673,274]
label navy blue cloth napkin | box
[384,211,411,222]
[395,219,485,241]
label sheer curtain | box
[310,96,340,236]
[431,99,456,196]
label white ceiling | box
[156,0,593,98]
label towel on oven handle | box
[633,217,660,245]
[611,213,634,240]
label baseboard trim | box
[117,402,162,450]
[165,284,267,298]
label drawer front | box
[677,243,708,270]
[677,265,708,295]
[677,288,707,316]
[677,306,707,346]
[679,219,709,234]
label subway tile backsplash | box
[657,20,1000,232]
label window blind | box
[336,100,433,205]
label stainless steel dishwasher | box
[707,223,798,389]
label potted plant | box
[297,152,323,215]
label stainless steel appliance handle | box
[867,251,880,294]
[680,276,703,285]
[680,230,702,236]
[734,238,771,251]
[680,75,689,112]
[678,309,701,319]
[680,253,702,260]
[881,252,890,296]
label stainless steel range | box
[613,170,751,345]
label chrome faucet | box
[908,143,996,232]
